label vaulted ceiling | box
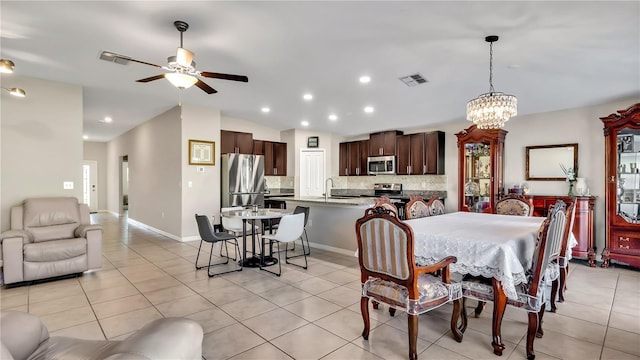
[2,1,638,142]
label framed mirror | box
[526,143,578,181]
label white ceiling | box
[2,1,639,142]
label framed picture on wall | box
[307,136,319,148]
[189,139,215,165]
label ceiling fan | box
[102,20,248,94]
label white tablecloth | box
[406,212,576,300]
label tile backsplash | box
[331,175,447,191]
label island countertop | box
[268,196,376,207]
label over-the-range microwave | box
[367,155,396,175]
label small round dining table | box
[220,208,292,267]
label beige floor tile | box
[315,308,380,341]
[611,289,640,316]
[132,275,182,293]
[141,284,196,305]
[92,294,152,319]
[609,310,640,334]
[386,310,467,344]
[538,312,607,345]
[50,320,106,340]
[322,343,384,360]
[242,308,308,340]
[0,292,28,309]
[99,307,163,339]
[316,285,360,307]
[617,274,640,293]
[29,282,85,303]
[155,294,214,317]
[220,294,278,321]
[303,263,342,276]
[290,276,341,295]
[39,305,96,332]
[604,327,640,356]
[184,276,235,294]
[200,284,254,306]
[4,305,28,312]
[242,276,288,294]
[162,262,199,276]
[355,323,433,360]
[185,308,238,334]
[601,346,640,360]
[29,293,89,316]
[553,300,611,325]
[259,284,313,307]
[283,296,342,322]
[78,275,132,292]
[228,342,293,360]
[562,286,615,311]
[420,344,474,359]
[272,323,348,359]
[506,345,560,360]
[534,328,607,360]
[85,283,140,304]
[0,286,29,298]
[347,301,394,323]
[110,257,151,268]
[319,269,360,285]
[202,323,266,360]
[276,267,317,284]
[436,327,517,359]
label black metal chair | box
[287,206,311,256]
[194,214,242,277]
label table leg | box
[491,278,507,356]
[242,219,248,265]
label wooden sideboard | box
[525,195,597,265]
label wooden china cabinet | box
[601,103,640,268]
[456,125,507,213]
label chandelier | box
[466,35,517,129]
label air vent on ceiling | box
[99,50,129,65]
[399,73,428,87]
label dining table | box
[220,207,292,267]
[404,211,576,355]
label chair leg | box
[475,301,485,317]
[451,298,465,342]
[259,238,282,277]
[196,240,242,277]
[194,240,204,269]
[389,307,396,317]
[408,314,419,360]
[285,237,308,270]
[303,229,311,255]
[550,278,559,313]
[361,296,370,340]
[558,267,567,302]
[536,305,546,338]
[285,230,311,258]
[527,311,539,360]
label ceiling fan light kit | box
[466,35,517,129]
[105,20,248,94]
[0,59,15,73]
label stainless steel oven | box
[367,156,396,175]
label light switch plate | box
[63,181,74,189]
[197,167,205,172]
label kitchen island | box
[267,196,376,254]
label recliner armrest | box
[0,230,32,244]
[74,224,103,238]
[101,318,203,360]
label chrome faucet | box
[325,178,334,202]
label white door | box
[82,160,98,212]
[300,149,325,197]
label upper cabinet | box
[601,103,640,268]
[369,130,403,156]
[339,140,368,176]
[397,131,445,175]
[263,141,287,176]
[456,125,507,213]
[221,130,253,154]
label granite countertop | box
[264,188,294,198]
[329,189,446,200]
[268,196,376,207]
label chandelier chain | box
[489,40,494,93]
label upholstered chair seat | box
[495,194,533,216]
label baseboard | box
[307,242,355,256]
[127,217,183,242]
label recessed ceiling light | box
[364,106,375,113]
[303,93,313,101]
[83,135,89,140]
[328,114,338,121]
[104,116,113,123]
[301,120,309,127]
[261,107,271,113]
[359,76,371,84]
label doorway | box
[300,149,325,197]
[120,155,129,214]
[82,160,98,212]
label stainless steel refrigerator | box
[221,153,266,208]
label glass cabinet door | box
[617,130,640,223]
[464,142,491,212]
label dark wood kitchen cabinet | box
[396,131,445,175]
[263,141,287,176]
[339,140,368,176]
[369,130,403,156]
[221,130,253,154]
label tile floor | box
[1,213,639,359]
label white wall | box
[106,106,182,236]
[83,141,108,211]
[1,75,83,230]
[181,104,221,238]
[221,115,281,141]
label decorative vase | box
[568,180,576,196]
[575,178,587,196]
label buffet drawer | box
[611,230,640,255]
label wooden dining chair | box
[425,194,445,216]
[548,200,576,312]
[356,206,463,360]
[453,200,568,360]
[495,194,534,216]
[373,196,399,217]
[404,195,430,220]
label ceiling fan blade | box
[136,74,166,83]
[199,72,248,82]
[110,53,163,68]
[195,79,217,94]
